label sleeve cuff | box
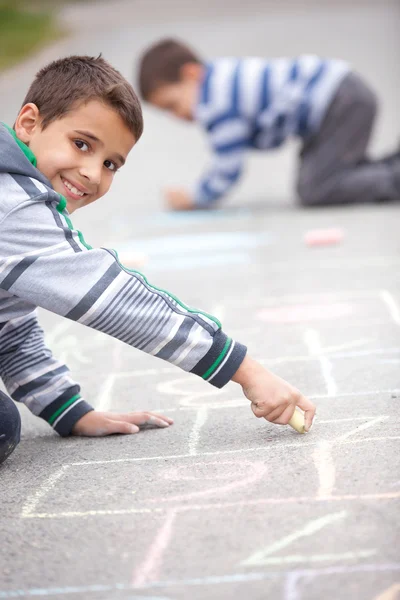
[190,330,247,388]
[39,387,94,437]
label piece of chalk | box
[304,228,344,247]
[288,409,306,434]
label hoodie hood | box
[0,122,52,188]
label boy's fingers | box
[270,403,296,425]
[145,412,174,425]
[104,412,173,427]
[296,395,316,432]
[127,412,173,427]
[250,403,265,418]
[137,415,171,428]
[104,420,140,435]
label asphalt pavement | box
[0,1,399,599]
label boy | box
[138,39,400,210]
[0,55,316,465]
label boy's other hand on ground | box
[71,411,174,436]
[165,187,195,211]
[232,356,316,431]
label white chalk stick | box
[289,410,306,434]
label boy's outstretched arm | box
[0,191,315,434]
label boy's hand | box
[165,187,195,211]
[71,411,173,437]
[232,356,316,432]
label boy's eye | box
[104,159,117,172]
[74,139,90,152]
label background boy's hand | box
[232,356,316,431]
[71,411,173,436]
[164,187,195,211]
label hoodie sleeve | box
[0,311,93,436]
[0,184,247,395]
[193,138,247,207]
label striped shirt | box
[0,124,246,436]
[194,55,350,206]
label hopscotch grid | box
[20,434,400,520]
[22,290,400,589]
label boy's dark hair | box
[138,39,201,100]
[21,55,143,141]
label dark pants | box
[0,391,21,465]
[297,72,400,206]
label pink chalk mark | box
[257,302,354,324]
[304,228,344,247]
[132,509,177,588]
[153,460,268,504]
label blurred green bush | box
[0,1,60,71]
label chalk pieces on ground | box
[304,228,344,247]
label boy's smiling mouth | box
[60,175,89,199]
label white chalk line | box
[242,511,347,566]
[95,341,122,411]
[380,290,400,326]
[338,416,389,441]
[21,465,70,518]
[69,435,400,466]
[303,329,337,396]
[132,510,177,587]
[22,491,400,520]
[313,441,336,498]
[96,373,116,412]
[248,551,376,566]
[188,408,208,455]
[3,564,400,597]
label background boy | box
[138,38,400,210]
[0,55,315,465]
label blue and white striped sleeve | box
[193,118,250,207]
[0,311,93,436]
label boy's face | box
[148,69,201,122]
[15,100,136,213]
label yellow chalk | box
[289,409,306,434]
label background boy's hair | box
[21,55,143,141]
[138,39,201,100]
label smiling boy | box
[0,55,315,465]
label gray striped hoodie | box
[0,123,246,436]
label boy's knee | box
[0,392,21,465]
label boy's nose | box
[79,161,102,186]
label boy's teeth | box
[63,178,85,196]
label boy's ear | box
[14,103,42,144]
[180,62,203,82]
